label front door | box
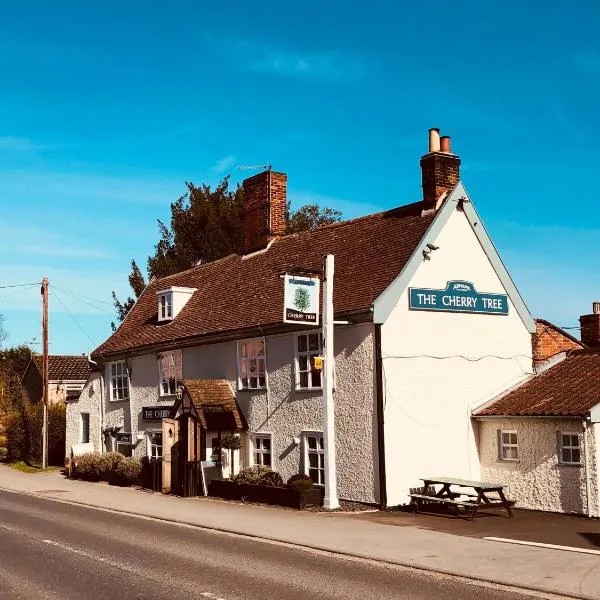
[161,418,178,493]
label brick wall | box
[420,152,460,210]
[243,170,287,254]
[580,313,600,348]
[533,320,583,363]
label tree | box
[293,287,310,312]
[113,177,342,324]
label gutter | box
[374,324,387,509]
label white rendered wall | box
[479,418,597,515]
[381,206,533,506]
[65,373,101,455]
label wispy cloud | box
[212,154,236,173]
[574,51,600,75]
[0,136,45,151]
[207,36,366,82]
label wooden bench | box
[409,493,477,518]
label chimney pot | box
[440,136,451,153]
[428,128,441,153]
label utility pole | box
[322,254,339,510]
[41,276,49,469]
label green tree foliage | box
[112,177,342,324]
[293,287,310,312]
[0,345,31,413]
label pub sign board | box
[409,280,509,315]
[142,406,172,421]
[283,274,320,326]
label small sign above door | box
[409,281,509,315]
[142,406,172,421]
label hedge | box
[71,452,142,486]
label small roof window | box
[156,286,196,323]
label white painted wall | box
[381,205,534,506]
[65,373,101,455]
[478,418,598,515]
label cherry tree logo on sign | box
[283,274,320,325]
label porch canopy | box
[170,378,247,431]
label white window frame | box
[294,332,323,390]
[251,433,272,467]
[109,361,129,402]
[237,338,267,390]
[147,431,163,459]
[158,292,173,321]
[80,412,90,444]
[559,432,582,466]
[303,431,325,486]
[65,383,84,401]
[498,429,519,462]
[158,350,183,396]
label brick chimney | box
[420,128,461,210]
[243,169,287,254]
[579,302,600,347]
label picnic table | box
[409,476,513,520]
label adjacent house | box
[67,128,544,508]
[474,306,600,517]
[22,354,91,406]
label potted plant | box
[220,433,241,476]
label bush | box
[0,447,7,462]
[259,470,284,487]
[113,456,142,486]
[287,473,314,491]
[232,465,273,485]
[72,453,104,481]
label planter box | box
[209,479,322,510]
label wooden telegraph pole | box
[41,276,49,469]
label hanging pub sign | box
[142,406,172,421]
[283,274,320,325]
[409,280,509,315]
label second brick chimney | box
[243,169,287,254]
[420,128,461,210]
[580,302,600,347]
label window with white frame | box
[158,292,173,321]
[499,430,519,461]
[149,432,163,459]
[559,432,581,465]
[158,350,183,396]
[80,413,90,444]
[238,339,266,389]
[252,434,272,467]
[304,433,325,485]
[109,361,129,401]
[295,332,322,389]
[66,383,84,401]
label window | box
[149,432,163,459]
[295,333,322,389]
[238,339,266,389]
[499,430,519,461]
[66,384,84,401]
[80,413,90,444]
[109,361,129,401]
[304,433,325,485]
[559,432,581,465]
[159,292,173,321]
[252,434,272,467]
[117,441,132,457]
[159,350,183,396]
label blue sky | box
[1,0,599,354]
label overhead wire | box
[50,287,98,347]
[0,283,38,300]
[51,285,114,315]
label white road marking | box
[484,536,600,556]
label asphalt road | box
[0,489,553,600]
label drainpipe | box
[583,419,592,517]
[88,352,105,454]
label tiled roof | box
[95,201,434,356]
[32,355,92,382]
[474,350,600,417]
[183,379,246,430]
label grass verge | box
[8,461,61,473]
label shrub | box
[72,453,104,481]
[113,456,142,486]
[287,473,314,491]
[232,465,272,485]
[220,433,241,451]
[258,470,284,487]
[0,447,7,462]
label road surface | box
[0,489,552,600]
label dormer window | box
[156,286,196,322]
[159,292,173,321]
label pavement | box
[1,465,599,599]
